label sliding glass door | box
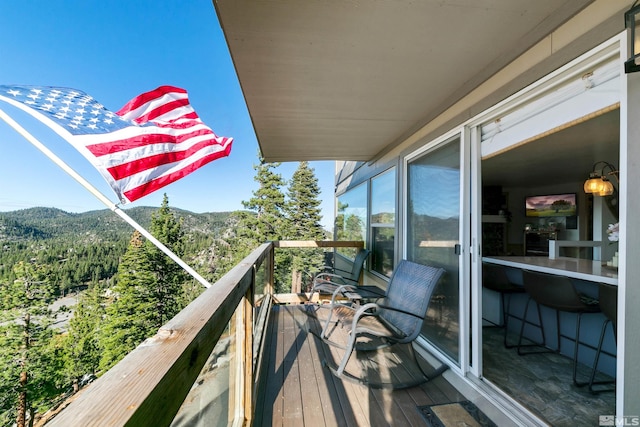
[406,135,463,364]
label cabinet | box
[524,230,557,256]
[482,216,507,255]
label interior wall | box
[503,182,588,255]
[499,180,618,260]
[505,182,583,241]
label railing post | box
[267,242,275,295]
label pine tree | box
[0,262,63,427]
[99,231,157,371]
[285,161,326,292]
[99,195,187,371]
[241,157,287,240]
[63,280,105,390]
[146,194,187,322]
[335,200,365,258]
[237,155,291,292]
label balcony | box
[44,241,499,426]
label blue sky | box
[0,1,335,229]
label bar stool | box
[589,282,617,393]
[482,263,526,348]
[517,269,600,386]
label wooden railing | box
[46,241,363,427]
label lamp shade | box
[584,173,604,193]
[597,179,614,196]
[584,161,619,196]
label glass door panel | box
[407,137,461,364]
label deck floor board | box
[254,305,469,426]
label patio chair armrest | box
[350,302,380,325]
[318,265,335,273]
[319,286,360,339]
[321,301,379,342]
[329,302,380,376]
[314,279,349,293]
[332,267,352,276]
[315,272,354,282]
[329,284,358,305]
[314,274,357,290]
[308,265,339,281]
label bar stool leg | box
[573,313,587,386]
[555,309,561,352]
[516,297,531,354]
[503,293,516,348]
[492,291,521,349]
[588,318,616,393]
[517,298,549,355]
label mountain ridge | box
[0,206,237,242]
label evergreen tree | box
[285,161,326,292]
[146,194,187,322]
[99,195,188,371]
[201,215,247,290]
[63,281,105,390]
[237,155,290,292]
[335,201,365,258]
[0,262,63,427]
[241,157,287,240]
[99,231,157,371]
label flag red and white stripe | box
[0,85,233,203]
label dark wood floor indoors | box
[254,305,468,427]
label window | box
[335,182,368,258]
[407,137,461,363]
[370,169,395,276]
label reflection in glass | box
[407,138,460,364]
[371,168,396,276]
[372,227,394,276]
[171,313,237,426]
[336,182,368,258]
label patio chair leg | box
[321,308,336,339]
[399,342,449,388]
[336,330,359,376]
[323,342,448,390]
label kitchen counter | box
[482,256,618,285]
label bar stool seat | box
[482,263,526,348]
[589,282,617,393]
[517,269,601,386]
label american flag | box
[0,85,233,203]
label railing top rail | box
[274,240,364,248]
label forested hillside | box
[0,160,327,426]
[0,207,235,293]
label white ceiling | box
[214,0,595,162]
[482,108,620,188]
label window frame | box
[369,167,396,278]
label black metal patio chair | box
[311,248,384,298]
[314,259,447,389]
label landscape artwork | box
[525,193,577,217]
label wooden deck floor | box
[254,304,468,427]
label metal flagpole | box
[0,108,212,288]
